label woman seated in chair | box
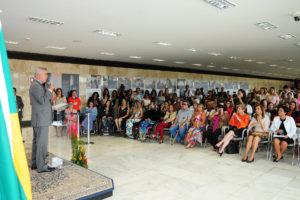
[185,104,206,149]
[270,106,297,162]
[205,104,230,150]
[100,100,114,133]
[139,101,161,141]
[115,98,130,133]
[242,105,270,163]
[126,101,143,138]
[151,104,177,144]
[215,103,250,156]
[82,101,98,132]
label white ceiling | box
[1,0,300,79]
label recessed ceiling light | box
[94,29,120,37]
[24,37,31,40]
[269,64,277,67]
[129,56,142,59]
[153,41,172,46]
[153,58,165,62]
[296,43,300,47]
[279,34,296,40]
[244,59,255,62]
[208,52,222,56]
[203,0,235,9]
[207,65,216,68]
[287,68,294,70]
[229,56,241,60]
[185,48,197,52]
[232,68,240,71]
[5,40,19,45]
[287,59,294,62]
[0,10,3,13]
[255,22,277,30]
[192,64,202,66]
[175,61,185,64]
[222,67,230,69]
[256,61,265,64]
[45,45,65,50]
[27,16,64,26]
[100,52,114,56]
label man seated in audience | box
[169,100,193,142]
[133,88,143,104]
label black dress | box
[277,118,294,144]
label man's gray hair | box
[34,67,47,77]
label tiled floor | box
[24,127,300,200]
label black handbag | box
[225,142,239,154]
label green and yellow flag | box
[0,21,32,199]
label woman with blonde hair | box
[242,104,270,163]
[215,104,250,156]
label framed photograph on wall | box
[157,78,166,90]
[133,77,144,90]
[118,77,131,90]
[145,77,156,90]
[167,78,176,92]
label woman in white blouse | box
[242,105,270,163]
[270,106,297,162]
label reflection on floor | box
[24,127,300,200]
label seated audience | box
[101,100,114,133]
[139,102,160,141]
[242,105,270,163]
[270,106,297,162]
[185,104,206,149]
[115,98,130,132]
[82,101,98,132]
[152,104,177,143]
[215,104,250,156]
[170,100,193,142]
[205,104,230,149]
[126,101,143,138]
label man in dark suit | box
[29,67,56,173]
[13,88,24,130]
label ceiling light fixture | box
[5,40,19,45]
[269,64,277,67]
[27,16,64,26]
[94,29,120,37]
[192,64,202,66]
[203,0,235,9]
[175,61,185,64]
[152,58,165,62]
[185,48,197,52]
[255,22,277,30]
[244,59,255,62]
[256,61,265,64]
[207,65,216,68]
[229,56,241,60]
[24,37,31,40]
[296,42,300,47]
[0,10,3,13]
[153,41,172,46]
[100,52,114,56]
[222,67,230,69]
[279,34,296,40]
[232,68,240,71]
[129,56,142,59]
[208,52,222,56]
[45,45,65,50]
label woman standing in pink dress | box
[64,102,78,138]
